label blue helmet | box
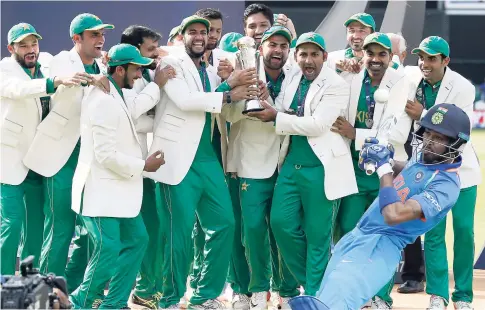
[414,103,470,160]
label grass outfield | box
[440,129,485,266]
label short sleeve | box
[411,172,460,222]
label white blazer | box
[347,67,413,161]
[275,65,358,200]
[144,51,225,185]
[23,48,105,177]
[222,63,292,179]
[0,56,52,185]
[71,81,145,218]
[123,70,160,159]
[325,49,346,71]
[404,66,482,189]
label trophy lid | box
[237,36,256,49]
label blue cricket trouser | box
[290,228,402,310]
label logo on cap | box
[431,112,444,125]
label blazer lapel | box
[436,68,454,103]
[109,81,141,146]
[10,57,43,121]
[372,68,401,128]
[180,53,203,91]
[283,70,302,111]
[69,48,86,73]
[304,70,328,117]
[348,70,365,126]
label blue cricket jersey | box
[357,155,462,249]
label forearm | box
[379,174,423,225]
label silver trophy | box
[236,36,264,114]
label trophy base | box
[242,99,263,114]
[242,107,264,114]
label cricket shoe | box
[232,293,251,310]
[427,295,446,310]
[130,294,158,309]
[454,301,473,309]
[189,299,225,309]
[371,297,391,309]
[277,296,291,309]
[250,292,268,309]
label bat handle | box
[365,162,376,176]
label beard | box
[144,60,158,70]
[185,44,205,59]
[122,73,133,89]
[206,39,219,51]
[15,52,38,68]
[263,54,286,70]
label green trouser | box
[226,174,251,295]
[39,146,78,277]
[425,186,477,305]
[69,214,148,309]
[159,161,235,307]
[1,170,45,275]
[240,172,282,293]
[65,216,94,293]
[189,218,205,290]
[336,190,394,304]
[270,163,337,297]
[134,178,164,299]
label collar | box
[107,75,124,101]
[22,62,41,79]
[265,69,285,83]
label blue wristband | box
[379,186,400,214]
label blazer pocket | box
[161,113,186,128]
[331,138,350,157]
[1,119,23,147]
[36,112,69,140]
[155,126,178,142]
[93,167,124,180]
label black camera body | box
[1,256,68,309]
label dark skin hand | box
[405,98,424,121]
[331,116,356,140]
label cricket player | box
[221,25,297,309]
[289,102,472,310]
[145,15,255,309]
[248,32,357,305]
[21,13,114,292]
[331,32,412,307]
[404,37,481,310]
[167,25,184,46]
[69,43,164,309]
[326,13,375,74]
[0,23,93,275]
[119,25,176,309]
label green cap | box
[218,32,243,53]
[344,13,376,31]
[261,25,292,44]
[295,32,326,51]
[180,15,211,34]
[107,43,153,67]
[363,32,392,50]
[411,36,450,57]
[8,23,42,45]
[168,25,181,43]
[70,13,114,37]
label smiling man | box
[144,15,255,309]
[20,13,114,296]
[404,36,481,310]
[327,13,375,74]
[0,22,93,276]
[248,32,357,305]
[330,32,412,308]
[69,43,165,309]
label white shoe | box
[232,293,251,310]
[277,296,291,310]
[454,301,473,309]
[371,297,391,309]
[250,292,268,309]
[428,295,446,310]
[164,304,182,309]
[190,299,225,309]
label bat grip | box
[365,161,376,176]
